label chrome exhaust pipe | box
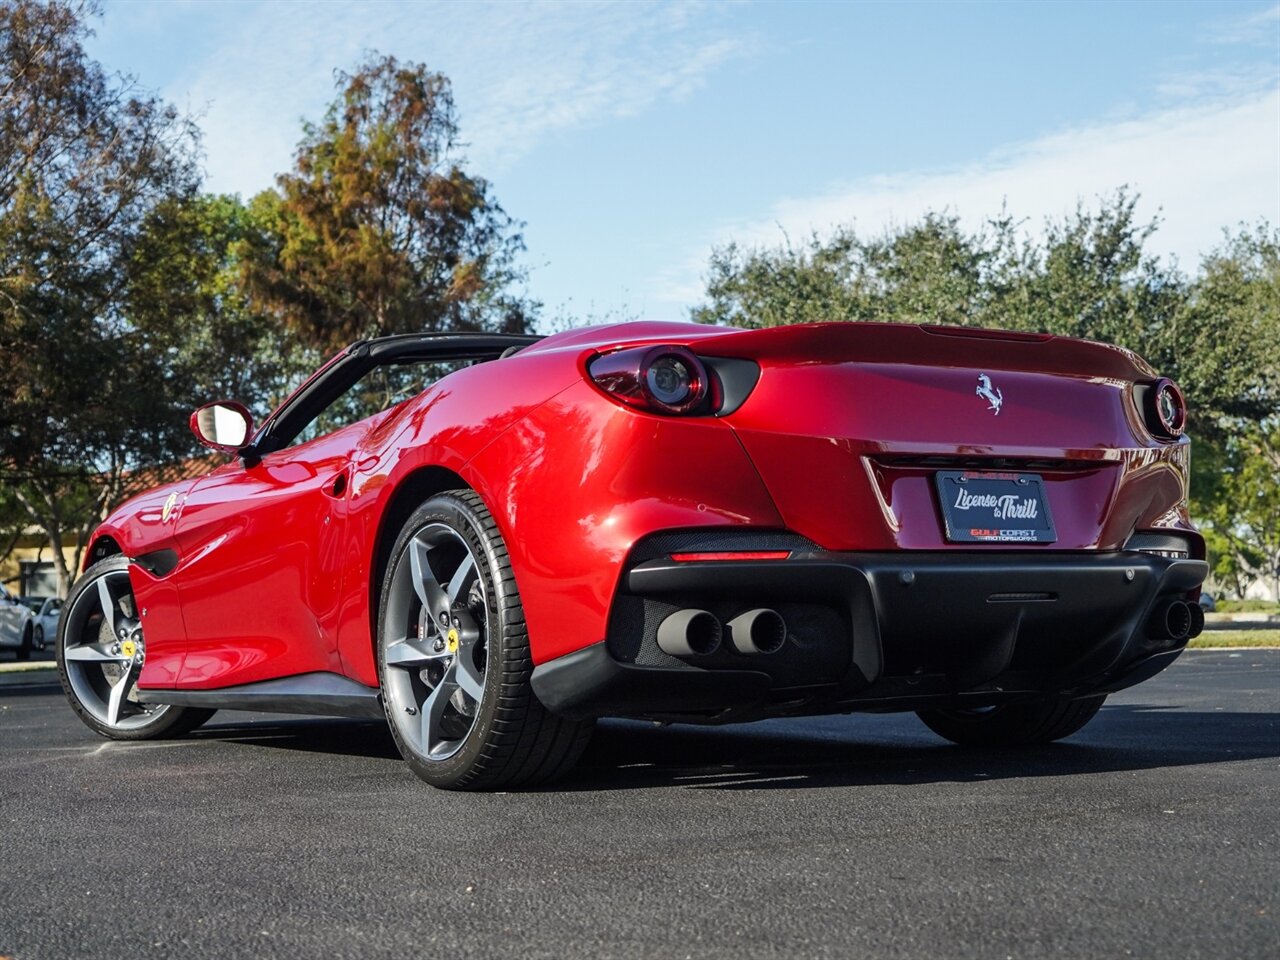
[726,608,788,655]
[656,609,722,657]
[1148,599,1193,641]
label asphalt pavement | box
[1,650,1277,959]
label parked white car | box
[25,596,63,650]
[0,586,36,659]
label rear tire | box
[57,556,215,741]
[377,490,593,790]
[34,624,45,651]
[16,625,32,660]
[917,694,1106,747]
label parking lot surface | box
[1,650,1277,959]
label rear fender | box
[467,380,784,664]
[333,352,585,684]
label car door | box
[38,598,62,645]
[0,587,21,646]
[163,346,475,690]
[168,421,365,689]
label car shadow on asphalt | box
[550,705,1280,791]
[0,681,63,698]
[178,704,1280,791]
[190,717,404,761]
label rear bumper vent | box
[1125,531,1193,560]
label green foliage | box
[0,0,203,592]
[1004,195,1182,348]
[1199,421,1280,601]
[1188,631,1280,648]
[1215,599,1280,613]
[1,21,542,593]
[1167,225,1280,432]
[1,0,200,471]
[0,11,545,591]
[124,192,299,418]
[243,54,536,353]
[693,213,1007,330]
[1179,231,1280,597]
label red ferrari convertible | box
[57,321,1207,788]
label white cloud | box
[1207,3,1280,46]
[649,83,1280,310]
[147,0,749,196]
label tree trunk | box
[13,484,73,597]
[46,525,71,598]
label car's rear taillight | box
[588,345,712,415]
[1141,377,1187,440]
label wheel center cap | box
[120,638,138,659]
[446,628,459,653]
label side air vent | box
[134,548,179,577]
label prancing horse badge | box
[976,374,1003,415]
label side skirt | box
[137,672,383,720]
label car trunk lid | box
[694,322,1184,551]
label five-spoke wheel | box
[382,522,489,760]
[57,556,214,740]
[378,491,592,789]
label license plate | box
[935,471,1057,544]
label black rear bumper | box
[530,550,1207,722]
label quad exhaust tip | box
[1187,601,1205,639]
[656,609,722,657]
[1148,599,1200,642]
[726,608,788,655]
[656,608,789,657]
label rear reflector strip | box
[987,592,1057,603]
[669,551,792,562]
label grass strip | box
[0,661,57,673]
[1189,630,1280,648]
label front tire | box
[917,694,1106,747]
[57,556,215,740]
[377,490,592,790]
[16,624,32,660]
[33,624,45,651]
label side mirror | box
[190,401,254,452]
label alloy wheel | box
[61,568,170,730]
[381,522,488,761]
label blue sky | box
[88,0,1280,331]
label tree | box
[988,193,1184,347]
[124,192,294,417]
[0,0,201,594]
[1179,227,1280,594]
[243,54,536,354]
[1200,422,1280,601]
[1167,225,1280,436]
[692,214,1012,330]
